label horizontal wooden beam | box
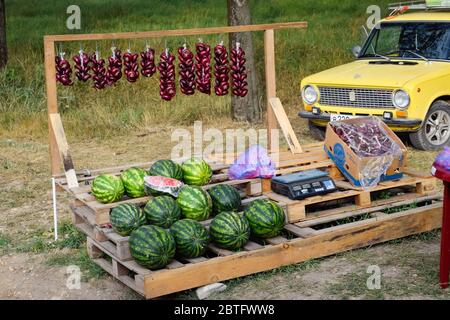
[44,21,307,42]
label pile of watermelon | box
[91,157,286,270]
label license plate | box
[330,114,358,122]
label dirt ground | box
[1,118,448,300]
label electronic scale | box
[271,169,337,200]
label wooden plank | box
[142,203,442,298]
[45,22,308,42]
[295,195,439,228]
[49,113,79,188]
[283,224,317,238]
[44,38,61,176]
[269,98,303,154]
[264,29,277,152]
[243,241,264,251]
[207,243,234,256]
[265,236,288,245]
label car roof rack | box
[389,0,450,15]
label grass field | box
[1,0,394,139]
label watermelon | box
[110,203,146,236]
[208,184,241,213]
[148,159,183,180]
[181,158,212,186]
[209,212,250,250]
[176,185,212,221]
[120,167,146,198]
[143,196,181,228]
[170,219,210,258]
[244,199,285,238]
[91,174,124,203]
[144,175,183,197]
[129,225,176,269]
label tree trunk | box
[227,0,262,123]
[0,0,6,69]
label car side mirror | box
[352,45,362,58]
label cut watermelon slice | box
[144,176,184,197]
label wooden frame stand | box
[44,21,308,185]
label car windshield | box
[360,22,450,61]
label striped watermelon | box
[176,185,212,221]
[170,219,210,258]
[91,174,124,203]
[121,167,147,198]
[110,203,146,236]
[208,184,241,213]
[129,225,176,269]
[244,199,285,238]
[210,212,250,250]
[181,158,212,186]
[148,159,183,180]
[143,195,181,228]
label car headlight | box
[392,90,410,110]
[302,85,318,104]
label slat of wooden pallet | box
[207,243,234,256]
[313,202,443,235]
[283,224,317,238]
[265,236,288,245]
[73,205,96,226]
[297,194,441,227]
[184,257,208,264]
[243,241,264,251]
[166,260,185,269]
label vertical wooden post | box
[44,38,61,176]
[264,29,277,152]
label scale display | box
[271,170,337,200]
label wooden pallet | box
[83,196,443,299]
[64,162,262,226]
[265,170,437,223]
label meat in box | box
[324,117,408,188]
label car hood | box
[303,59,450,88]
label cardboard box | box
[324,117,408,187]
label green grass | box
[0,0,393,140]
[15,220,86,253]
[0,232,11,255]
[44,248,106,281]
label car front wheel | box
[409,100,450,151]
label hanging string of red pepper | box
[91,51,107,90]
[73,49,90,82]
[230,42,248,97]
[140,45,157,78]
[213,42,229,96]
[158,49,176,101]
[55,51,73,86]
[57,41,250,98]
[106,47,122,85]
[195,41,211,94]
[178,44,195,95]
[123,49,139,83]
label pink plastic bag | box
[435,147,450,171]
[228,145,276,180]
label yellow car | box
[299,10,450,150]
